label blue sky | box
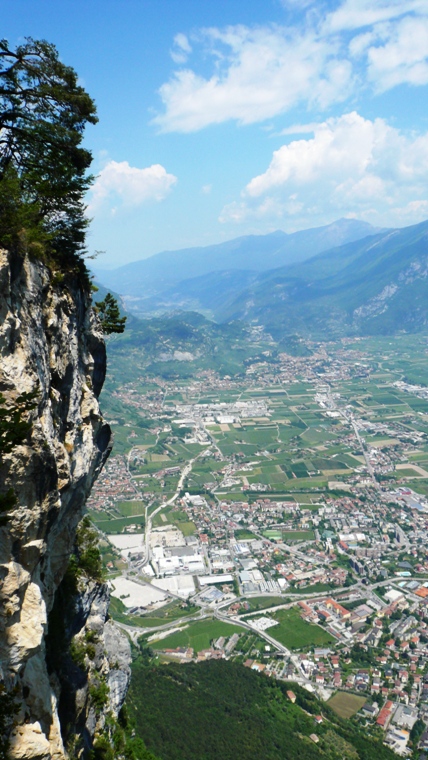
[3,0,428,267]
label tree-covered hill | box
[127,659,397,760]
[220,218,428,339]
[103,309,273,382]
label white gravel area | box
[110,576,167,607]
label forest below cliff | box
[127,659,398,760]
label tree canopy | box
[95,293,127,334]
[0,37,97,274]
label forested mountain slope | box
[127,660,398,760]
[220,219,428,338]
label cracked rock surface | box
[0,252,129,759]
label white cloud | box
[154,2,428,133]
[278,122,321,136]
[170,33,192,64]
[395,199,428,217]
[154,25,352,132]
[89,161,177,213]
[219,196,302,224]
[219,112,428,227]
[323,0,426,33]
[366,16,428,89]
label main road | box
[141,447,211,568]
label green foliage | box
[95,293,127,334]
[69,639,86,669]
[89,710,160,760]
[410,718,425,747]
[126,660,398,760]
[0,390,37,526]
[89,734,115,760]
[75,516,104,582]
[69,631,97,668]
[0,37,97,274]
[89,679,109,714]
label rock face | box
[0,251,129,759]
[52,578,131,757]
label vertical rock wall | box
[0,251,125,759]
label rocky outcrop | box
[0,251,128,759]
[52,578,131,758]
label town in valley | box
[88,332,428,756]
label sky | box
[3,0,428,267]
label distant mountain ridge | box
[95,217,428,340]
[222,219,428,338]
[93,218,382,305]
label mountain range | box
[223,219,428,339]
[95,218,428,340]
[93,218,380,306]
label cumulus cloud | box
[170,33,192,64]
[366,16,428,89]
[154,25,352,132]
[88,160,177,213]
[153,1,428,132]
[219,112,428,226]
[323,0,426,33]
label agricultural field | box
[260,608,335,650]
[147,618,243,652]
[93,332,428,538]
[327,692,366,719]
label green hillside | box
[103,310,273,381]
[97,219,428,341]
[222,219,428,338]
[127,660,397,760]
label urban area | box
[87,333,428,756]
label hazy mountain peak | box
[94,218,384,302]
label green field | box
[148,618,243,652]
[263,529,282,540]
[290,582,336,595]
[242,596,285,613]
[282,530,315,541]
[90,513,146,534]
[116,500,146,516]
[268,607,335,649]
[234,528,256,540]
[327,692,366,719]
[109,597,200,628]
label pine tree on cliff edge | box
[0,37,126,333]
[0,37,97,272]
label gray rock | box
[0,251,120,759]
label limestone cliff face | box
[0,251,129,759]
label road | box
[140,447,211,568]
[349,417,381,491]
[113,572,428,663]
[323,385,380,491]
